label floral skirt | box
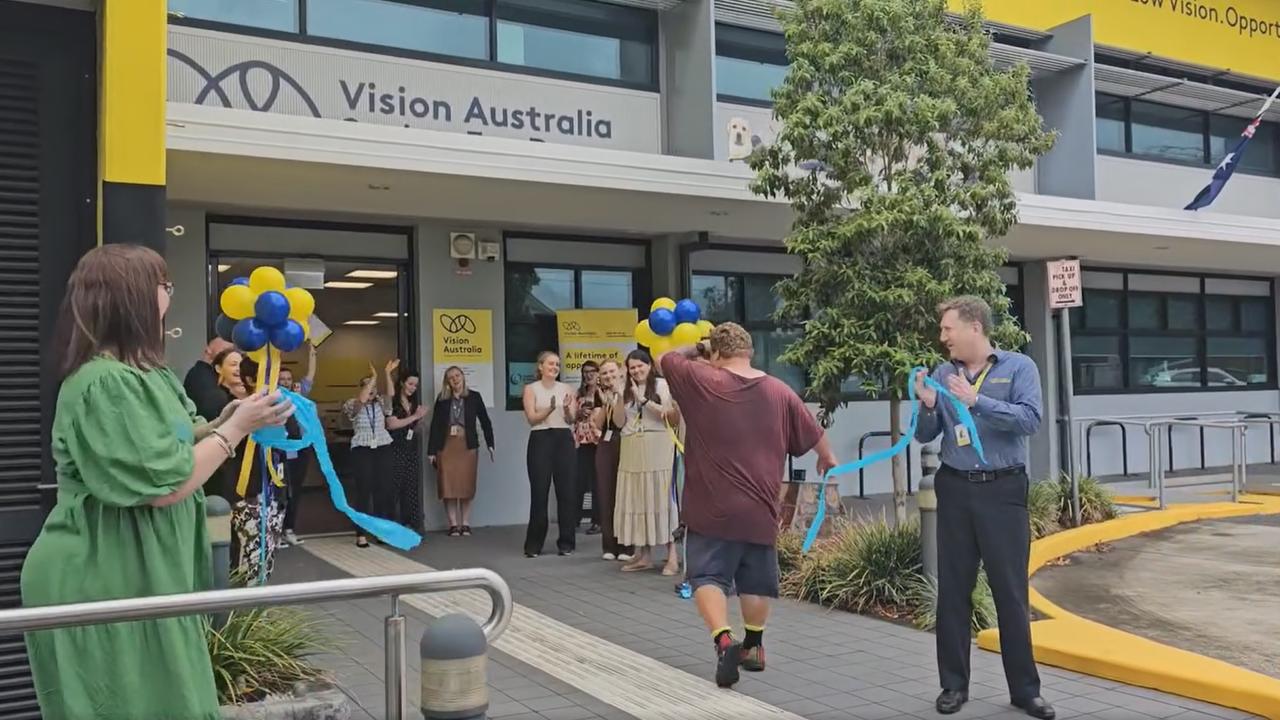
[232,499,284,584]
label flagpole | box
[1254,85,1280,119]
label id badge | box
[405,429,414,441]
[603,429,614,443]
[954,423,971,447]
[450,426,461,437]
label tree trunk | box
[889,399,908,526]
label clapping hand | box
[386,358,400,376]
[945,374,978,407]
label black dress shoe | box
[935,689,967,714]
[1012,696,1056,719]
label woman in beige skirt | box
[427,366,495,537]
[611,349,681,574]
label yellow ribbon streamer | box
[235,347,287,496]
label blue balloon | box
[649,307,677,336]
[215,314,236,342]
[270,319,306,353]
[233,318,269,352]
[254,290,291,328]
[230,277,250,287]
[674,298,701,325]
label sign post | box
[1046,257,1084,526]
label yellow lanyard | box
[970,363,994,394]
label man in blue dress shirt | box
[914,296,1054,720]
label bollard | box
[421,613,488,720]
[205,494,232,628]
[917,446,940,581]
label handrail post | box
[386,599,406,720]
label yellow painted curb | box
[976,494,1280,720]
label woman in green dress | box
[20,245,294,720]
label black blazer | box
[427,392,495,454]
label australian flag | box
[1185,87,1279,211]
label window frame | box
[1070,269,1277,395]
[1094,92,1280,179]
[713,23,788,107]
[690,270,807,391]
[170,0,661,92]
[502,233,652,411]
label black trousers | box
[935,464,1040,702]
[576,443,598,524]
[283,449,312,532]
[525,429,577,555]
[350,445,395,537]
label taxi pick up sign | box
[1046,258,1083,309]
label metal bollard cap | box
[421,613,487,659]
[205,495,232,517]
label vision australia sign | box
[167,27,662,153]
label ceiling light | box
[324,281,373,289]
[372,312,404,318]
[217,264,231,272]
[346,269,399,279]
[343,320,380,326]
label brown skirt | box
[437,433,478,500]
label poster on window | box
[432,309,495,407]
[555,309,638,387]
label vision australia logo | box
[168,48,321,117]
[439,313,477,334]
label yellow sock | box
[711,626,732,640]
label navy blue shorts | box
[685,530,779,598]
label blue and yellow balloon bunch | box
[634,296,713,356]
[215,266,315,360]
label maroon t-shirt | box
[661,352,824,546]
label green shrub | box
[1028,480,1061,539]
[207,606,337,705]
[814,515,922,613]
[776,527,804,576]
[905,570,998,635]
[1044,473,1118,528]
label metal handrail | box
[856,430,913,498]
[1085,421,1128,477]
[0,569,513,720]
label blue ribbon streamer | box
[252,389,423,551]
[800,366,986,553]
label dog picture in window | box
[727,117,761,161]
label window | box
[715,24,788,104]
[307,0,488,59]
[691,272,804,391]
[1069,271,1275,393]
[169,0,659,88]
[505,264,643,409]
[1095,93,1280,177]
[496,0,656,85]
[169,0,299,32]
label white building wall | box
[1097,154,1280,220]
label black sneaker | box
[715,640,742,688]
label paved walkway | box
[271,525,1260,720]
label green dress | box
[20,358,220,720]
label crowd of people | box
[18,243,1056,720]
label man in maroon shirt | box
[660,322,837,688]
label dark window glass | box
[580,270,632,309]
[169,0,298,31]
[691,272,801,392]
[1130,100,1205,164]
[1210,114,1277,176]
[1082,289,1122,330]
[715,24,788,102]
[1072,335,1123,391]
[691,274,739,324]
[495,0,656,85]
[743,275,782,323]
[1207,336,1269,386]
[1128,293,1163,330]
[1240,297,1272,333]
[307,0,488,59]
[1205,295,1236,331]
[1130,336,1199,388]
[1167,294,1200,331]
[1096,93,1127,153]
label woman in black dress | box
[385,360,428,535]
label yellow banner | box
[556,309,637,385]
[433,309,492,364]
[955,0,1280,81]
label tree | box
[749,0,1054,524]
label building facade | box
[5,0,1280,711]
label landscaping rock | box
[219,682,351,720]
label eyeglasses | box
[160,282,174,297]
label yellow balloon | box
[220,284,255,320]
[650,297,676,313]
[696,319,714,338]
[298,319,311,341]
[285,286,315,322]
[249,266,287,295]
[246,347,268,363]
[635,319,658,348]
[649,335,672,358]
[671,322,701,348]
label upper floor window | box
[169,0,658,88]
[715,24,788,104]
[1095,92,1280,178]
[691,272,805,392]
